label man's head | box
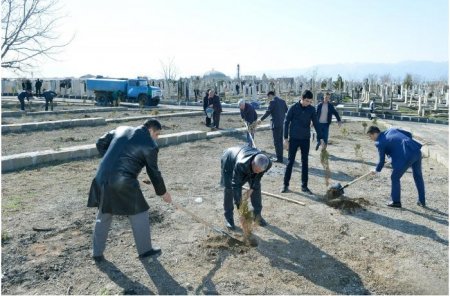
[300,90,313,107]
[238,99,246,110]
[251,154,270,174]
[323,92,331,103]
[366,125,381,141]
[208,89,215,97]
[144,118,162,140]
[267,91,275,100]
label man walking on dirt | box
[221,146,272,230]
[315,92,342,151]
[367,126,425,208]
[258,91,288,162]
[206,89,222,129]
[88,119,173,262]
[281,90,324,194]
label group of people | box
[87,89,426,261]
[17,87,58,111]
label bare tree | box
[1,0,72,72]
[160,57,178,100]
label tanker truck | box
[86,78,161,106]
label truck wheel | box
[148,96,160,106]
[138,94,148,108]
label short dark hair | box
[267,91,275,96]
[301,90,313,99]
[144,118,162,130]
[367,126,380,134]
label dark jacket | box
[221,146,272,202]
[316,102,341,124]
[203,95,222,113]
[43,91,57,100]
[374,128,422,172]
[87,125,167,215]
[260,96,288,127]
[284,102,322,140]
[240,103,257,124]
[18,91,32,101]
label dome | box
[203,69,230,80]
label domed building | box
[203,69,230,81]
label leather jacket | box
[87,125,166,215]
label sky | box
[3,0,449,79]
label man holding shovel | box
[367,126,425,208]
[220,146,272,230]
[238,99,258,147]
[87,119,172,262]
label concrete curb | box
[1,124,270,173]
[341,110,447,125]
[1,107,128,118]
[1,118,106,134]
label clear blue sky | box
[9,0,449,79]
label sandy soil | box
[1,121,448,295]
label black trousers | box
[45,99,53,111]
[18,97,25,110]
[283,138,310,188]
[223,187,262,222]
[272,125,284,161]
[213,112,221,128]
[205,116,211,127]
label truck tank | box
[86,79,127,92]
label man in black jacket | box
[258,91,288,162]
[87,119,172,262]
[206,89,222,129]
[42,89,58,111]
[238,99,258,147]
[202,89,212,127]
[221,146,272,230]
[281,90,324,194]
[315,92,342,150]
[17,89,32,111]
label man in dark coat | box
[315,92,342,151]
[206,89,222,129]
[88,119,172,261]
[17,90,32,111]
[35,79,43,96]
[42,89,58,111]
[238,99,258,147]
[367,126,425,208]
[221,146,272,230]
[203,89,212,127]
[281,90,324,194]
[258,91,288,162]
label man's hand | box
[338,121,342,128]
[371,169,380,176]
[283,139,289,150]
[161,192,172,203]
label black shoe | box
[255,216,268,227]
[225,219,235,230]
[138,247,162,258]
[416,201,426,207]
[92,255,104,263]
[302,187,313,194]
[315,143,320,151]
[280,186,289,193]
[387,201,402,208]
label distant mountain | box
[258,61,448,81]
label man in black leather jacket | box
[88,119,172,261]
[221,146,272,230]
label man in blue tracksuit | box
[315,92,342,150]
[258,91,288,162]
[281,90,324,194]
[367,126,425,208]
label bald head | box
[252,154,270,173]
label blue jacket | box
[375,128,422,172]
[43,91,57,100]
[316,102,341,124]
[284,102,322,140]
[18,91,32,100]
[260,96,288,128]
[240,103,257,124]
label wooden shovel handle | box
[342,171,373,189]
[243,186,306,206]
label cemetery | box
[1,78,448,293]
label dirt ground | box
[1,113,242,155]
[1,120,448,295]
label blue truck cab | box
[86,78,161,107]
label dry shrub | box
[238,190,258,246]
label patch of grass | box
[320,149,331,186]
[341,127,349,137]
[98,287,109,295]
[3,195,25,211]
[1,230,11,244]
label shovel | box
[326,171,372,199]
[171,201,242,242]
[244,121,257,148]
